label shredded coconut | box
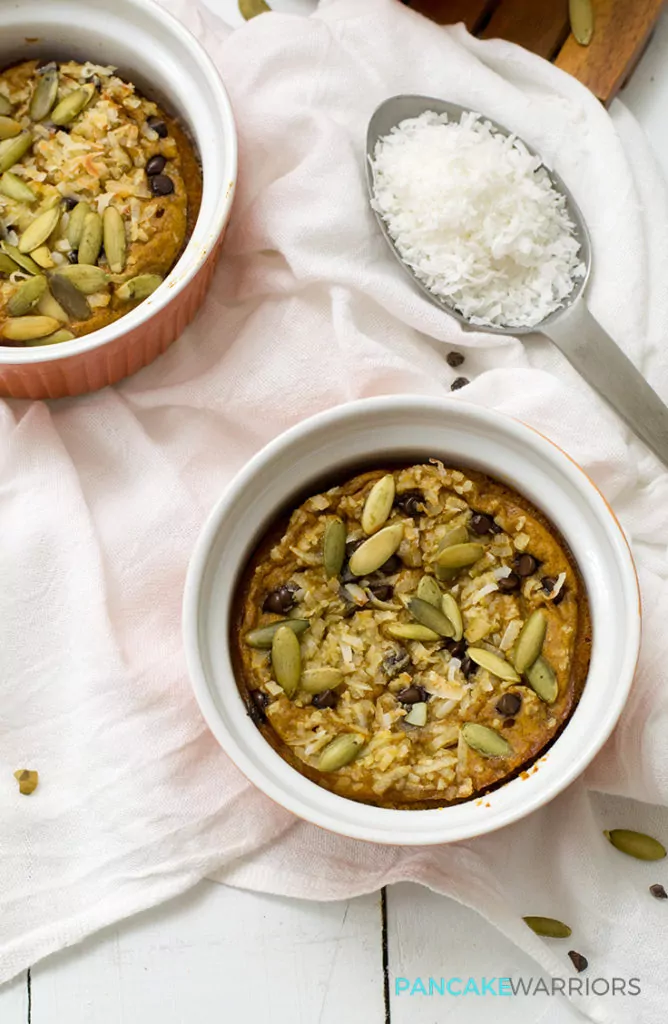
[370,111,585,328]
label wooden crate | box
[406,0,666,104]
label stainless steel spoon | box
[366,95,668,465]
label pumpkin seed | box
[37,289,69,323]
[18,205,61,253]
[416,575,441,606]
[7,275,47,316]
[103,206,126,273]
[301,667,343,694]
[0,251,19,275]
[49,273,91,321]
[513,610,547,673]
[29,68,59,121]
[525,655,558,704]
[52,264,109,294]
[361,474,395,535]
[434,542,484,570]
[1,315,60,341]
[77,211,103,265]
[51,84,95,126]
[67,201,91,248]
[404,701,427,727]
[245,618,310,649]
[239,0,272,17]
[0,171,37,204]
[323,518,346,578]
[0,117,21,141]
[523,916,572,938]
[0,131,33,174]
[271,625,301,698]
[407,597,455,637]
[1,241,40,275]
[116,273,163,302]
[385,622,440,642]
[14,768,39,795]
[436,524,469,552]
[604,829,666,861]
[349,522,404,576]
[25,328,75,346]
[318,733,364,772]
[467,647,521,682]
[569,0,594,45]
[31,245,55,269]
[0,95,12,116]
[441,593,463,641]
[435,564,458,582]
[462,722,512,758]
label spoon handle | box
[542,299,668,466]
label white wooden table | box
[3,5,668,1022]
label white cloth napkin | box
[3,1,668,1019]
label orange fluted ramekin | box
[0,0,237,399]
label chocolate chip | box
[149,174,174,196]
[497,572,521,593]
[568,951,589,973]
[155,207,165,219]
[369,582,393,602]
[503,718,516,729]
[460,655,476,679]
[650,883,668,900]
[446,351,465,368]
[248,689,270,725]
[397,685,428,705]
[312,690,338,710]
[394,489,424,517]
[262,585,296,614]
[147,115,168,138]
[67,250,78,264]
[515,553,538,577]
[379,554,402,574]
[470,512,499,535]
[496,692,522,716]
[63,196,79,211]
[383,648,411,678]
[541,576,565,605]
[451,377,469,391]
[146,154,167,176]
[444,638,466,659]
[345,539,363,559]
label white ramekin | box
[0,0,237,399]
[183,397,641,845]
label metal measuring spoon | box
[366,95,668,465]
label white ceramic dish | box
[183,396,640,845]
[0,0,237,398]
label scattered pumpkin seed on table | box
[14,769,39,795]
[524,916,572,938]
[604,829,666,861]
[239,0,272,18]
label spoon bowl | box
[366,95,591,336]
[366,94,668,465]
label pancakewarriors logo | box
[395,976,641,997]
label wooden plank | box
[408,0,495,31]
[555,0,666,103]
[0,972,27,1024]
[482,0,570,60]
[30,882,384,1024]
[386,883,579,1024]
